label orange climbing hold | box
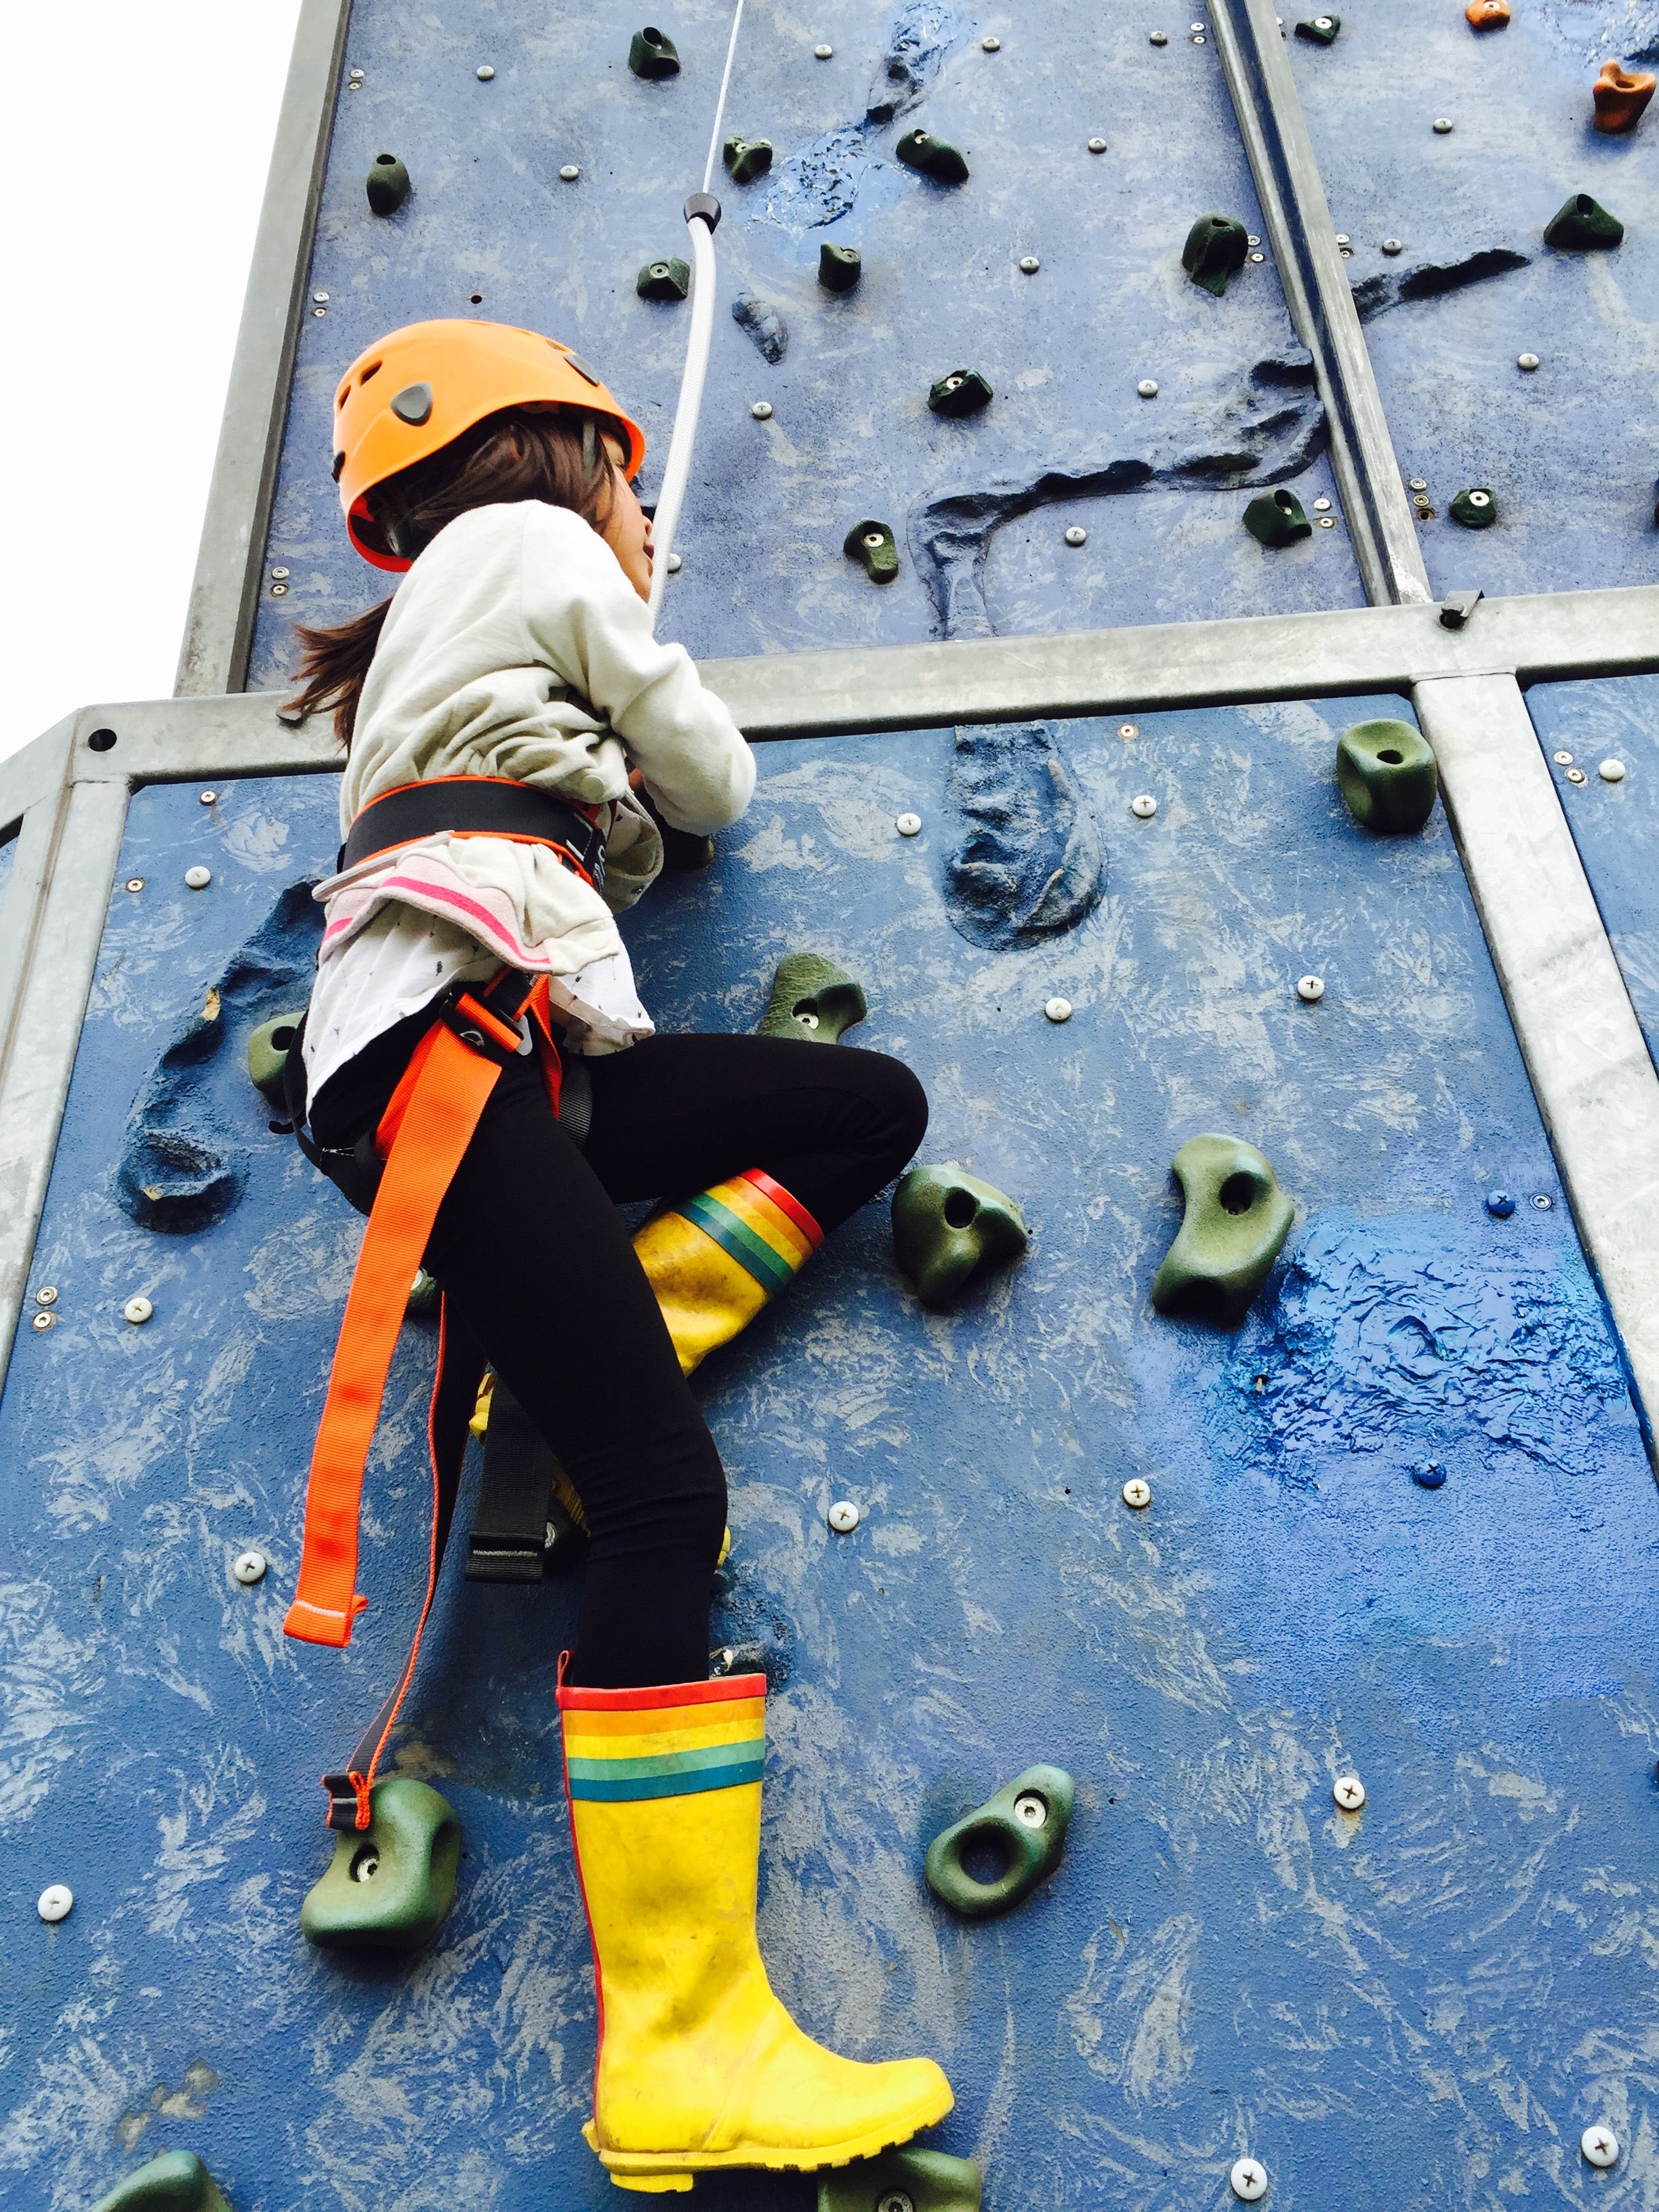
[1465,0,1509,28]
[1593,60,1655,132]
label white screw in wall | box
[1230,2157,1268,2201]
[895,812,922,836]
[233,1551,268,1586]
[1297,975,1325,1003]
[1044,996,1073,1023]
[1332,1773,1366,1810]
[37,1885,73,1923]
[1581,2126,1620,2169]
[1600,758,1626,782]
[123,1297,153,1326]
[1130,794,1158,819]
[827,1500,860,1533]
[1122,1478,1152,1509]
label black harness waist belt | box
[339,775,607,890]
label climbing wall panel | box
[247,0,1362,692]
[6,699,1655,2210]
[1526,672,1659,1073]
[1289,0,1659,598]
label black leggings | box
[310,1027,927,1689]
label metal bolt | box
[1517,351,1540,371]
[1149,28,1169,42]
[1248,234,1261,246]
[1565,766,1588,785]
[125,878,144,892]
[896,811,922,836]
[270,566,289,579]
[877,2194,916,2212]
[1317,515,1336,527]
[1123,1477,1152,1508]
[1064,523,1087,546]
[1130,794,1158,819]
[31,1311,55,1332]
[1600,758,1626,782]
[560,163,580,180]
[1433,115,1453,131]
[1088,136,1108,151]
[1487,1190,1516,1218]
[346,77,362,88]
[1338,245,1353,258]
[1312,497,1331,512]
[232,1550,268,1586]
[350,1847,381,1883]
[199,790,217,805]
[1581,2127,1619,2170]
[1019,254,1040,272]
[665,552,682,573]
[123,1296,153,1326]
[982,33,1001,49]
[827,1499,860,1533]
[311,308,327,319]
[1045,996,1073,1023]
[1332,1773,1366,1810]
[35,1286,57,1306]
[815,42,833,56]
[312,291,329,304]
[476,64,495,79]
[1297,975,1324,1002]
[1013,1790,1048,1827]
[270,582,289,596]
[1230,2158,1268,2202]
[1136,378,1158,396]
[1532,1193,1554,1210]
[1553,751,1574,765]
[1191,30,1206,40]
[1334,232,1349,245]
[1119,723,1139,738]
[1465,490,1491,510]
[1382,237,1404,254]
[184,865,212,889]
[1248,251,1265,262]
[863,530,886,550]
[1408,477,1428,492]
[1413,495,1431,510]
[37,1885,73,1923]
[752,401,773,419]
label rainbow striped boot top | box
[632,1169,823,1374]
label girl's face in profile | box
[600,431,654,602]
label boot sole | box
[592,2078,956,2189]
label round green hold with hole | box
[844,518,900,583]
[366,153,411,216]
[636,255,690,302]
[895,129,970,183]
[817,2147,983,2212]
[1243,487,1312,547]
[758,951,869,1043]
[1336,717,1438,832]
[1449,485,1497,531]
[925,1764,1075,1919]
[247,1011,306,1106]
[628,24,680,77]
[88,2152,231,2212]
[1182,212,1249,296]
[723,134,774,184]
[892,1164,1029,1308]
[1151,1134,1294,1327]
[300,1778,461,1950]
[819,241,863,293]
[927,367,994,418]
[1543,191,1623,250]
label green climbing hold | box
[300,1778,461,1951]
[628,25,680,77]
[758,951,868,1044]
[1294,11,1341,39]
[844,518,899,583]
[1151,1134,1294,1326]
[818,2148,983,2212]
[407,1268,441,1319]
[892,1164,1029,1309]
[636,256,690,302]
[246,1012,305,1107]
[928,368,994,419]
[895,128,970,184]
[88,2152,230,2212]
[722,135,773,184]
[1336,716,1438,832]
[1181,212,1249,296]
[1543,192,1623,249]
[924,1765,1074,1919]
[819,241,863,293]
[366,153,411,216]
[1243,487,1312,547]
[1449,485,1497,531]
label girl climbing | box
[278,319,953,2190]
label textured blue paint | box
[1290,0,1659,597]
[943,722,1104,947]
[1527,673,1659,1070]
[246,0,1361,691]
[5,701,1657,2210]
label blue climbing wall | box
[6,700,1658,2209]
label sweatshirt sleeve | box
[518,506,756,835]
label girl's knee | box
[855,1050,929,1168]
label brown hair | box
[284,407,619,748]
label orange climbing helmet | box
[331,319,647,570]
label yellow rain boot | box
[559,1668,954,2192]
[632,1171,824,1374]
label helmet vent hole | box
[359,361,382,386]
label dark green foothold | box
[722,135,774,184]
[300,1778,461,1951]
[1181,212,1249,295]
[636,256,690,302]
[818,241,863,293]
[924,1765,1074,1919]
[407,1268,441,1319]
[1294,11,1341,39]
[366,153,411,216]
[1336,716,1438,832]
[818,2148,983,2212]
[928,368,994,418]
[892,1164,1029,1308]
[88,2152,231,2212]
[1150,1135,1294,1326]
[628,25,680,77]
[895,128,970,184]
[1449,485,1497,531]
[1243,487,1312,547]
[758,951,868,1043]
[1543,192,1623,249]
[246,1012,305,1106]
[844,518,899,583]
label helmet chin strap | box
[646,0,745,632]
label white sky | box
[0,0,304,765]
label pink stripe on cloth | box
[316,852,555,973]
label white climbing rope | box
[647,0,745,628]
